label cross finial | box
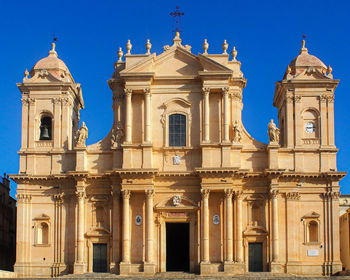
[170,6,184,34]
[49,35,58,57]
[300,34,308,54]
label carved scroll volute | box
[124,88,132,97]
[234,190,243,200]
[121,189,131,200]
[202,87,210,97]
[53,193,64,205]
[145,189,154,198]
[269,189,279,199]
[75,189,86,200]
[201,189,210,200]
[224,189,233,199]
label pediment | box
[198,53,233,73]
[33,213,50,221]
[85,227,110,237]
[155,195,198,209]
[302,211,320,219]
[243,225,268,236]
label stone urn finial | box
[222,39,228,54]
[203,39,209,55]
[231,46,237,61]
[145,39,152,54]
[126,40,132,54]
[117,47,124,62]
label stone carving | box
[269,189,279,199]
[75,189,86,200]
[213,214,220,225]
[75,122,88,148]
[145,39,152,54]
[135,215,142,225]
[231,46,237,61]
[202,39,209,54]
[222,40,228,54]
[173,195,181,206]
[121,189,131,200]
[117,47,123,62]
[286,192,301,200]
[146,189,154,198]
[232,120,242,143]
[111,121,124,146]
[126,40,132,54]
[201,189,210,199]
[267,119,280,144]
[173,154,181,165]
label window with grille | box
[169,114,186,147]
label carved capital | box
[269,189,279,199]
[320,95,328,103]
[62,97,71,106]
[286,95,294,104]
[201,189,210,199]
[143,88,151,96]
[16,194,32,203]
[21,97,29,106]
[231,92,242,102]
[28,97,35,105]
[327,95,335,103]
[146,189,154,198]
[222,87,229,95]
[53,193,64,204]
[285,192,300,200]
[294,96,301,103]
[52,98,61,105]
[202,87,210,96]
[124,88,132,97]
[331,191,340,200]
[121,189,131,200]
[224,189,233,199]
[75,189,86,200]
[234,190,243,200]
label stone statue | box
[232,120,242,143]
[267,119,280,144]
[111,121,124,146]
[75,122,88,147]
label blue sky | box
[1,0,349,198]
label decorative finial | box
[145,39,152,54]
[231,46,237,61]
[117,47,124,62]
[327,65,333,74]
[300,34,308,54]
[24,69,29,78]
[126,40,132,54]
[173,32,182,46]
[203,39,209,55]
[222,40,228,54]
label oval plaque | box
[213,214,220,225]
[135,215,142,225]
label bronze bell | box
[40,125,50,140]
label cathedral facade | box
[11,33,345,277]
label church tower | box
[17,42,84,175]
[274,40,338,172]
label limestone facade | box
[10,33,346,277]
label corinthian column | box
[270,189,279,262]
[202,88,210,142]
[124,88,132,143]
[145,190,154,263]
[74,181,86,274]
[144,88,151,143]
[121,190,131,263]
[225,189,233,262]
[222,87,230,142]
[201,189,210,263]
[235,191,243,263]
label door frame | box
[92,243,108,272]
[86,229,111,272]
[243,228,268,272]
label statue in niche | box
[75,122,88,147]
[267,119,280,144]
[111,121,124,146]
[232,120,242,143]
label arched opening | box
[302,109,319,139]
[169,114,186,147]
[37,222,49,244]
[308,221,318,243]
[39,116,52,140]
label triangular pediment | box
[155,195,198,209]
[198,53,233,73]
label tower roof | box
[30,42,74,83]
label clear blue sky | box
[1,0,349,198]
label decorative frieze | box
[286,192,301,200]
[16,194,32,203]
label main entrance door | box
[166,223,189,271]
[248,242,263,272]
[93,243,107,272]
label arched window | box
[39,116,52,140]
[37,222,49,244]
[308,221,318,243]
[169,114,186,147]
[302,109,319,139]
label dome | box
[284,40,328,78]
[30,43,74,82]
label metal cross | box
[170,6,184,34]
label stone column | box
[270,189,279,263]
[225,189,233,262]
[144,88,151,143]
[145,190,155,273]
[111,184,120,273]
[124,88,132,143]
[235,191,243,263]
[202,88,210,142]
[121,190,131,263]
[28,98,36,148]
[222,87,230,143]
[74,182,86,274]
[53,98,61,149]
[201,189,210,263]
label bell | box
[40,125,50,140]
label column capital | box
[234,190,243,200]
[224,189,233,198]
[286,95,294,104]
[124,88,133,97]
[222,86,229,95]
[202,87,211,95]
[285,192,300,200]
[269,189,279,199]
[201,188,210,199]
[21,97,30,106]
[122,189,131,200]
[327,95,335,103]
[52,97,61,105]
[145,189,154,198]
[53,193,64,204]
[16,193,32,203]
[143,88,151,95]
[294,96,302,103]
[75,189,86,200]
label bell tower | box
[273,40,339,172]
[17,42,84,174]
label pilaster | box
[120,189,131,275]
